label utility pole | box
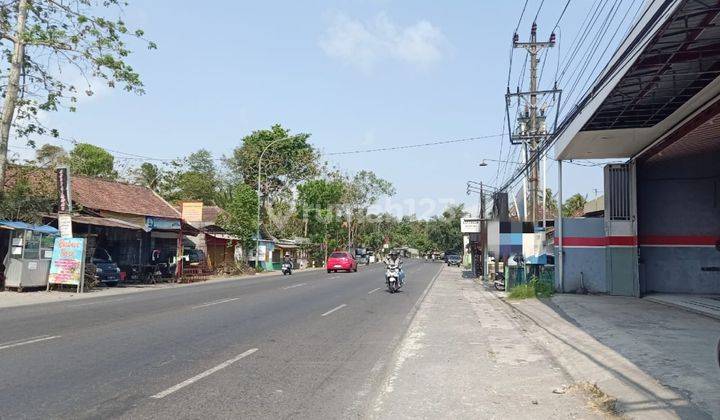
[506,23,560,226]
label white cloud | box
[319,12,447,72]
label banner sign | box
[181,202,204,223]
[58,213,73,238]
[56,167,72,213]
[48,237,86,291]
[145,217,181,231]
[461,218,482,233]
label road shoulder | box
[369,266,600,419]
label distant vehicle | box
[367,251,376,264]
[92,248,121,286]
[282,262,292,275]
[327,251,358,273]
[357,255,369,265]
[446,255,462,267]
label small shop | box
[0,221,59,291]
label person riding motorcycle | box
[384,251,405,286]
[282,253,293,269]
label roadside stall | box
[1,221,59,291]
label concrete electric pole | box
[506,23,560,225]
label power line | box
[324,134,505,156]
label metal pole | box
[522,143,528,222]
[529,22,538,226]
[557,160,564,293]
[542,152,547,229]
[481,182,487,279]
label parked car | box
[92,248,121,286]
[327,251,358,273]
[446,254,462,267]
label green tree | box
[563,193,588,217]
[218,183,258,251]
[298,178,344,240]
[158,150,220,204]
[132,162,161,191]
[0,166,55,222]
[342,170,395,247]
[227,125,319,198]
[0,0,155,186]
[34,144,67,167]
[544,188,558,219]
[68,143,117,179]
[427,204,466,253]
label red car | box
[327,251,358,273]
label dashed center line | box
[192,297,241,309]
[70,298,128,307]
[368,287,382,294]
[282,283,307,290]
[321,304,347,317]
[0,335,60,351]
[150,348,258,399]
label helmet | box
[284,252,290,257]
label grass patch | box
[507,276,555,300]
[570,382,622,417]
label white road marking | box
[321,304,347,317]
[0,335,60,351]
[192,297,241,309]
[150,348,258,399]
[282,283,307,290]
[368,288,382,294]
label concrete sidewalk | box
[370,266,601,419]
[508,294,720,419]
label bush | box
[508,275,555,300]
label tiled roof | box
[71,176,180,219]
[4,166,179,219]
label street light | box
[255,136,293,271]
[479,160,488,167]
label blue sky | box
[10,0,636,218]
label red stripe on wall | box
[553,235,717,247]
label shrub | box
[508,275,555,300]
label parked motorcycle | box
[493,272,506,291]
[385,263,403,293]
[281,262,293,275]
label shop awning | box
[44,214,145,230]
[0,220,59,235]
[205,232,242,241]
[554,0,720,160]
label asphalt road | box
[0,259,442,419]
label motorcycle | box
[493,271,505,291]
[281,262,293,275]
[385,263,403,293]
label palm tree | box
[563,193,588,217]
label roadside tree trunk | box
[0,0,29,187]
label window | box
[330,252,346,258]
[22,231,41,260]
[40,234,55,259]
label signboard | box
[56,167,72,213]
[145,217,181,231]
[181,201,204,223]
[461,218,482,233]
[47,237,86,292]
[58,213,73,238]
[257,244,267,262]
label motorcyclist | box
[283,252,293,270]
[384,250,405,286]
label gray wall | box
[556,218,609,293]
[638,151,720,294]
